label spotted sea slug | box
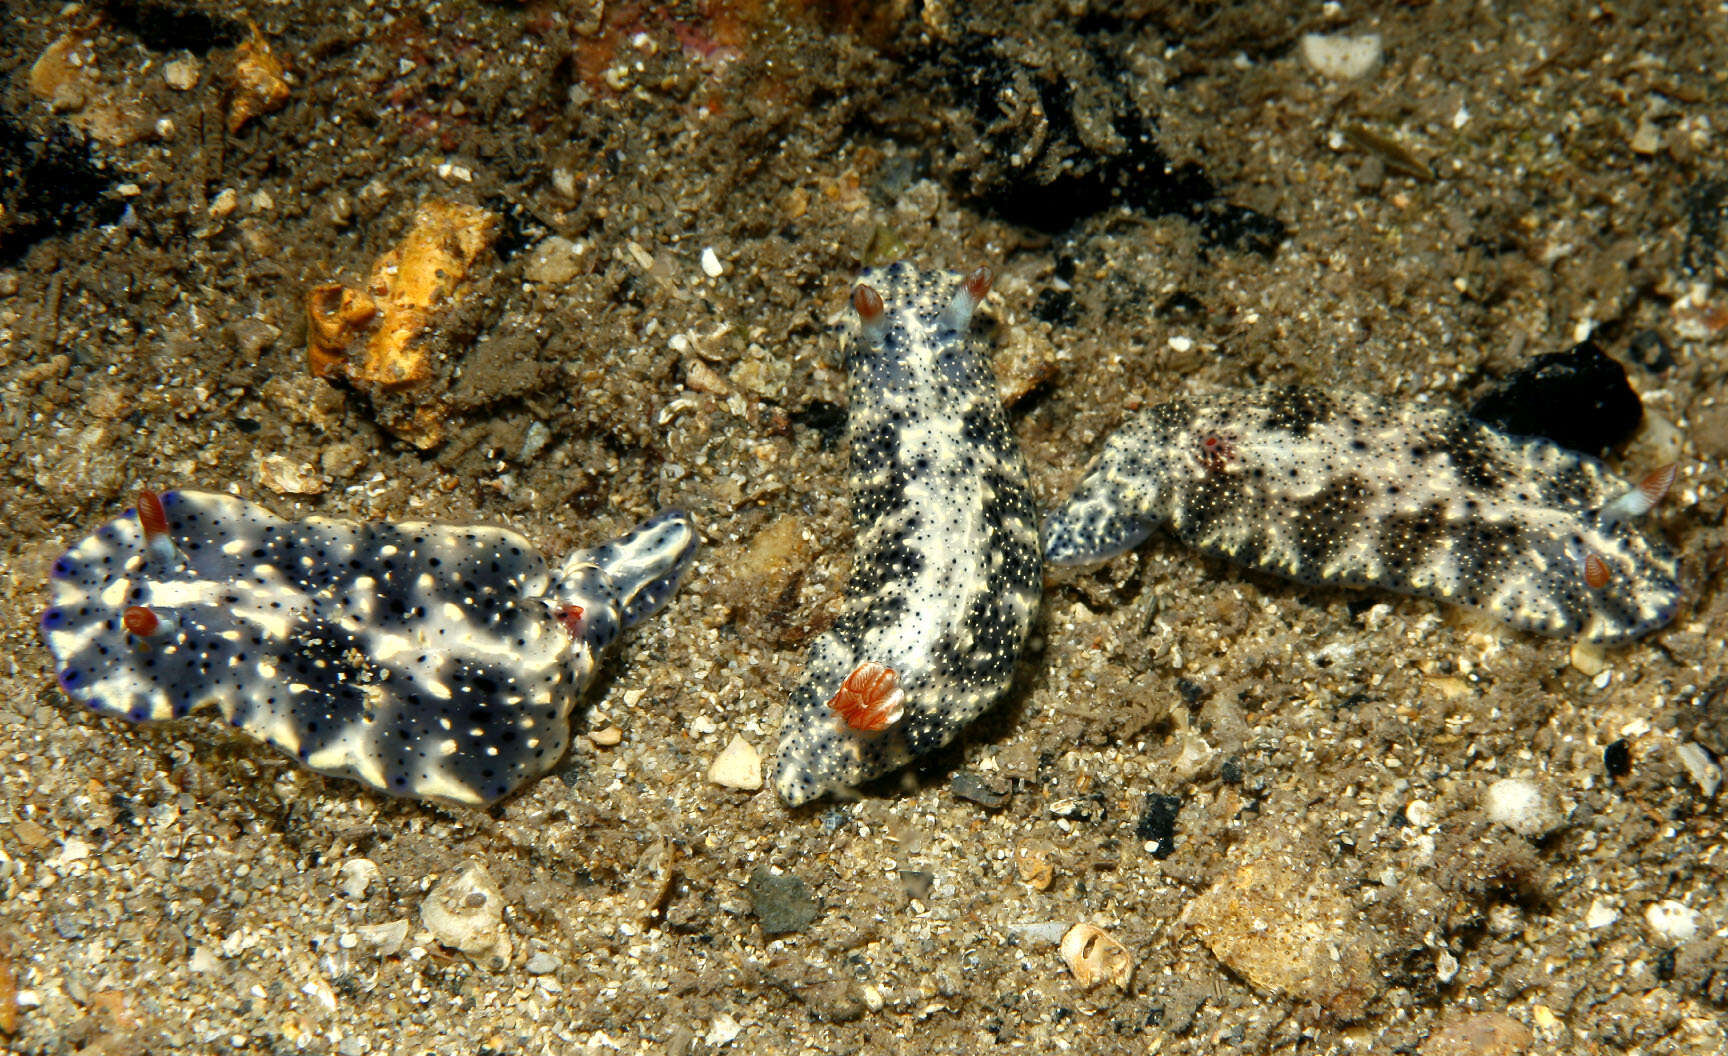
[773,263,1043,806]
[1043,386,1680,645]
[42,489,697,806]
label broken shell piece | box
[420,862,512,969]
[228,24,291,134]
[29,22,152,146]
[707,733,763,790]
[1059,922,1133,991]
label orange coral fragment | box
[306,283,378,380]
[305,200,497,448]
[826,661,904,733]
[228,24,291,134]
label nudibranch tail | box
[1042,386,1680,645]
[43,489,697,806]
[1042,412,1174,567]
[773,262,1042,806]
[553,509,698,635]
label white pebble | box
[208,188,239,219]
[1005,920,1072,945]
[1644,899,1701,945]
[1585,898,1619,929]
[524,950,561,974]
[1300,32,1382,81]
[338,858,380,900]
[163,57,200,91]
[1482,777,1564,839]
[707,734,763,791]
[704,1013,742,1047]
[701,246,724,278]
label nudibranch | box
[42,489,697,806]
[773,263,1043,805]
[1043,386,1680,645]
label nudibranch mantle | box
[772,263,1043,806]
[42,490,697,806]
[1043,386,1680,645]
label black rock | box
[1135,793,1182,858]
[1468,340,1643,456]
[746,869,819,935]
[1604,738,1633,779]
[951,770,1012,809]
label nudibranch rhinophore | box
[1043,386,1680,645]
[773,263,1043,806]
[42,489,697,806]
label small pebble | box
[518,420,553,464]
[703,1013,741,1047]
[950,770,1011,809]
[1482,778,1564,839]
[1182,854,1381,1018]
[1569,641,1608,677]
[209,188,239,219]
[1418,1012,1534,1056]
[1604,739,1632,778]
[524,236,585,284]
[524,951,560,975]
[1135,793,1182,858]
[1016,847,1054,891]
[588,726,623,747]
[745,869,818,934]
[1644,899,1702,945]
[707,734,763,791]
[1584,899,1619,930]
[1004,921,1069,945]
[700,246,724,278]
[1300,32,1382,81]
[163,57,200,91]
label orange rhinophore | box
[122,605,161,637]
